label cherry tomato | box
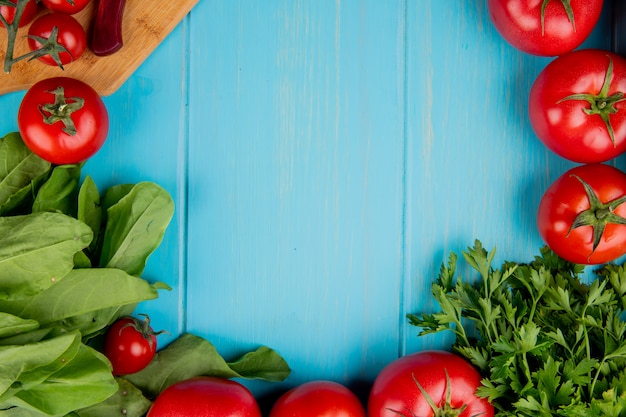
[18,76,109,165]
[40,0,90,14]
[529,49,626,163]
[147,376,262,417]
[537,163,626,265]
[488,0,603,56]
[368,350,493,417]
[28,12,87,67]
[269,380,366,417]
[103,316,160,376]
[0,0,39,27]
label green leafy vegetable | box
[0,132,51,216]
[98,182,174,276]
[0,331,117,416]
[0,313,38,339]
[0,133,174,416]
[31,164,82,216]
[16,268,160,325]
[0,133,290,417]
[408,240,626,416]
[125,333,291,398]
[77,175,102,256]
[75,378,152,417]
[0,212,92,300]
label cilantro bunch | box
[409,240,626,416]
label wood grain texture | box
[185,0,406,400]
[0,0,198,96]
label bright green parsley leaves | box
[408,241,626,416]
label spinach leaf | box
[0,133,51,216]
[77,175,102,258]
[16,268,160,326]
[0,313,38,339]
[125,333,291,399]
[0,328,55,347]
[4,344,117,416]
[101,184,134,212]
[76,378,152,417]
[0,213,92,300]
[32,164,82,216]
[99,182,174,276]
[0,332,80,401]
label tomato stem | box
[2,0,71,73]
[38,86,85,135]
[567,174,626,260]
[541,0,576,36]
[119,314,167,350]
[387,370,470,417]
[558,55,626,147]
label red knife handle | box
[90,0,127,57]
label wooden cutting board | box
[0,0,199,96]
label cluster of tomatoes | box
[1,0,90,67]
[490,0,626,265]
[144,351,491,417]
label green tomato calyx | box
[27,25,72,69]
[558,55,626,147]
[387,370,477,417]
[38,86,84,136]
[119,314,167,350]
[541,0,575,36]
[568,174,626,259]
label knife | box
[90,0,127,57]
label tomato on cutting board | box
[0,0,39,27]
[27,12,87,67]
[487,0,604,56]
[40,0,90,14]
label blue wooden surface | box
[0,0,619,407]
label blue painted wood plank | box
[185,0,406,397]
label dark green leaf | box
[16,268,159,325]
[76,378,151,417]
[0,213,92,300]
[125,333,290,399]
[99,182,174,276]
[31,164,82,216]
[0,133,51,216]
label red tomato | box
[103,316,159,376]
[529,49,626,163]
[368,350,493,417]
[147,376,262,417]
[40,0,90,14]
[18,77,109,165]
[487,0,603,56]
[28,12,87,67]
[537,163,626,265]
[269,380,366,417]
[0,0,39,27]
